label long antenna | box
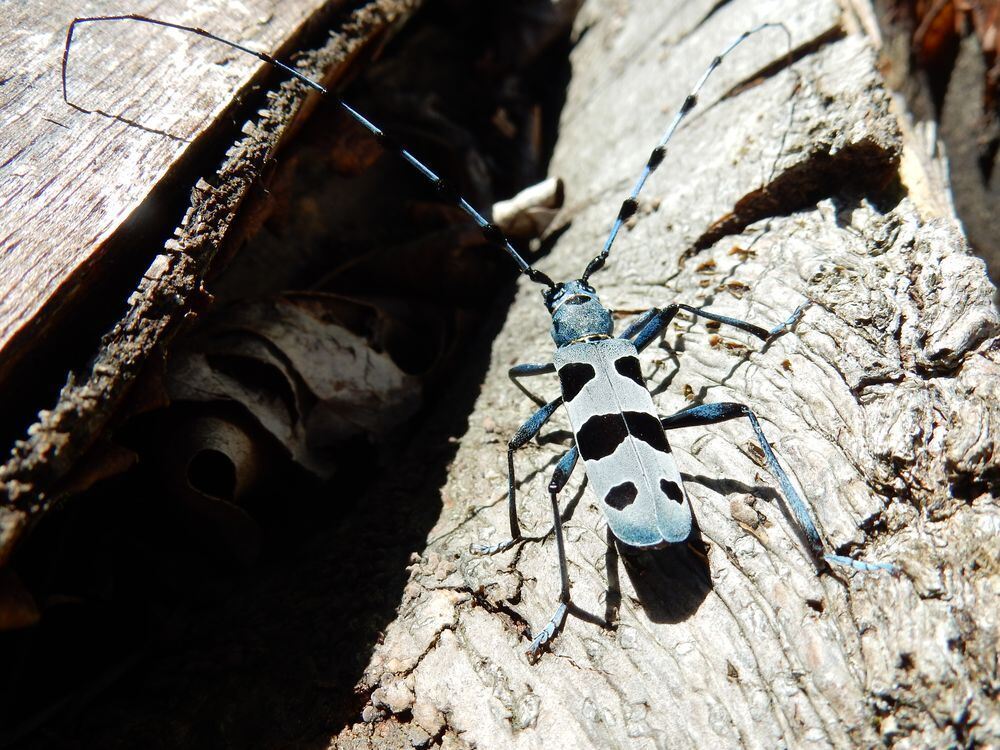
[581,22,791,282]
[62,14,556,290]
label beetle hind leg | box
[526,446,578,659]
[660,402,897,575]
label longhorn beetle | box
[62,14,897,658]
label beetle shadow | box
[604,469,785,626]
[567,522,712,631]
[612,512,712,625]
[688,471,835,575]
[562,525,625,632]
[683,473,781,503]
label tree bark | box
[1,0,996,747]
[0,0,420,557]
[339,1,1000,748]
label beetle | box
[61,15,895,658]
[464,22,897,655]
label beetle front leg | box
[626,302,807,352]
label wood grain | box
[339,0,1000,747]
[0,0,419,552]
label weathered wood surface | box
[0,0,419,555]
[2,0,996,746]
[1,0,323,388]
[336,1,1000,748]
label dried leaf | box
[168,296,420,478]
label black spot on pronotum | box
[558,362,596,402]
[605,481,638,510]
[576,413,627,461]
[660,479,684,504]
[614,355,644,387]
[623,411,670,452]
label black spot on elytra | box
[576,413,627,461]
[660,479,684,504]
[605,481,638,510]
[558,362,596,403]
[614,355,644,387]
[624,411,670,452]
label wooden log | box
[337,1,1000,748]
[0,0,420,557]
[1,0,329,393]
[1,0,995,747]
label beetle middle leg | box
[508,361,556,406]
[471,396,563,555]
[660,402,896,573]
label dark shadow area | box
[18,311,507,749]
[616,517,712,625]
[0,1,578,747]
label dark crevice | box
[689,139,904,255]
[949,472,997,502]
[678,24,904,257]
[720,25,846,102]
[458,583,534,635]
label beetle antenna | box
[62,14,557,290]
[580,22,791,282]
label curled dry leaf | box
[167,294,421,479]
[492,177,565,240]
[154,411,266,566]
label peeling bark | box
[0,0,420,555]
[342,1,999,748]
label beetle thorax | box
[544,279,614,347]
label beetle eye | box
[543,283,565,305]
